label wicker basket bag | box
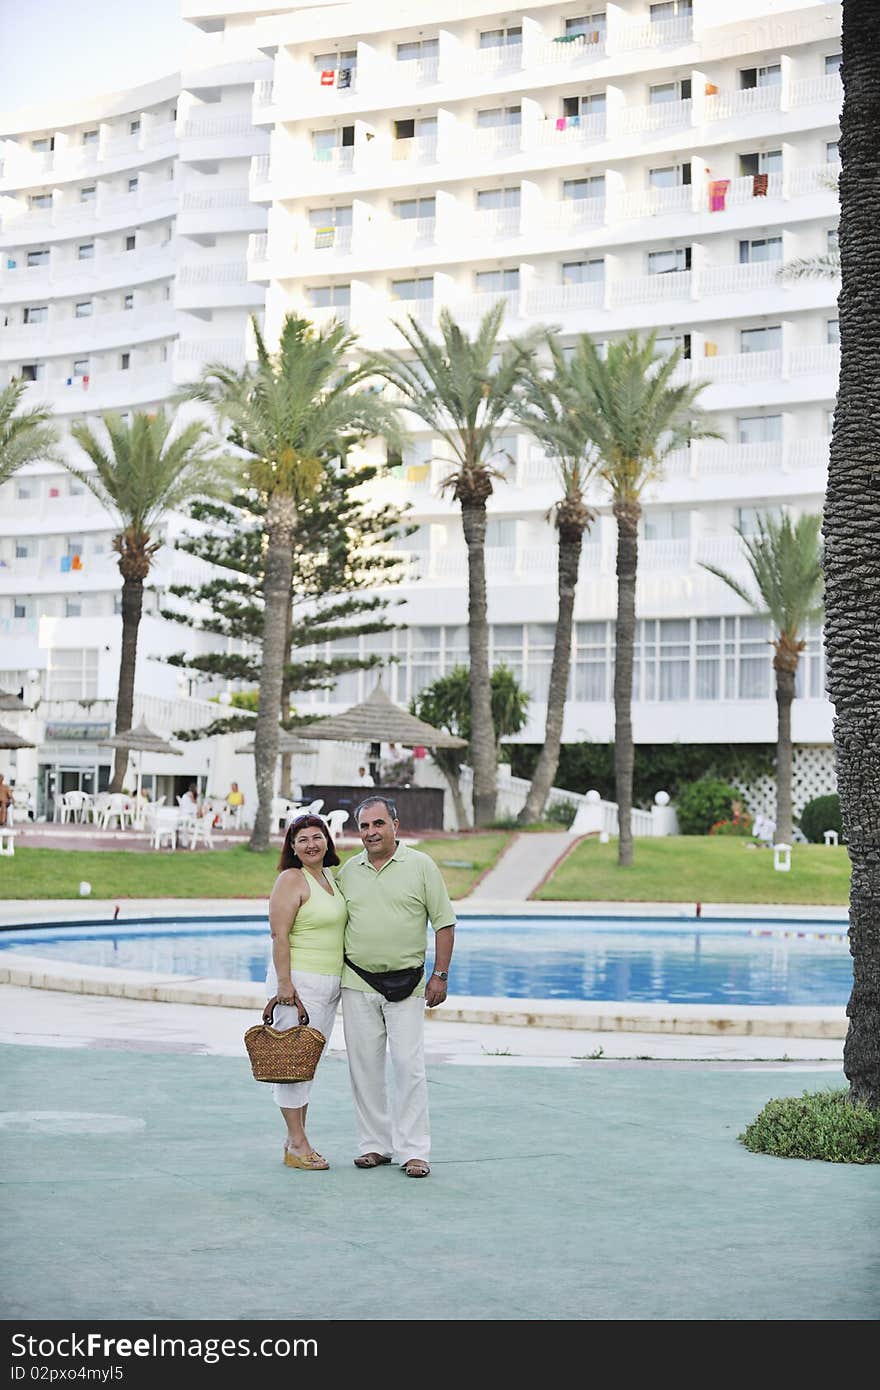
[244,1003,326,1083]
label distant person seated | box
[0,773,13,827]
[356,765,375,787]
[178,782,200,815]
[226,782,245,810]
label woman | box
[263,813,347,1170]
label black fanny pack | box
[343,955,424,1002]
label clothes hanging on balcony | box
[556,116,567,130]
[703,341,718,357]
[336,68,352,89]
[752,172,769,196]
[314,226,335,248]
[708,179,730,212]
[71,554,83,571]
[60,556,72,572]
[704,82,719,96]
[319,70,335,86]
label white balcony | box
[177,260,248,286]
[394,56,440,87]
[705,85,783,120]
[640,539,689,569]
[699,350,783,383]
[305,304,352,332]
[547,196,606,233]
[614,184,693,220]
[789,344,840,377]
[0,306,175,359]
[698,442,783,476]
[180,188,250,212]
[457,289,519,322]
[472,207,521,241]
[21,364,174,414]
[519,452,560,487]
[182,115,255,141]
[531,33,606,68]
[469,124,522,158]
[616,16,693,51]
[789,75,842,108]
[460,42,523,79]
[174,337,245,369]
[247,232,268,264]
[312,146,356,175]
[786,439,830,470]
[387,297,434,328]
[534,113,607,148]
[617,99,693,136]
[527,280,604,315]
[253,79,275,109]
[725,172,784,205]
[699,261,778,296]
[788,162,840,198]
[384,217,435,252]
[609,270,691,307]
[389,135,438,168]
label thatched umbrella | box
[0,723,35,750]
[298,682,467,769]
[100,720,183,801]
[0,689,28,712]
[235,730,318,757]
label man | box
[356,765,374,787]
[0,773,13,828]
[337,796,455,1178]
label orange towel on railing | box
[704,82,719,96]
[703,341,718,357]
[752,172,769,196]
[708,178,730,212]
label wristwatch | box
[432,970,448,982]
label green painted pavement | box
[1,1046,878,1322]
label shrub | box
[676,778,739,835]
[709,810,753,837]
[739,1089,880,1164]
[545,798,579,827]
[799,793,843,844]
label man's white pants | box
[341,988,429,1163]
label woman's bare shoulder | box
[270,867,308,897]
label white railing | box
[312,146,355,173]
[183,115,254,139]
[253,79,275,107]
[247,232,268,262]
[641,539,689,569]
[519,453,559,486]
[177,260,248,285]
[789,74,842,108]
[395,56,440,85]
[699,261,778,296]
[614,184,693,220]
[725,171,784,204]
[609,270,691,306]
[457,289,519,320]
[534,113,607,146]
[472,207,521,239]
[694,536,749,568]
[250,154,270,184]
[175,337,245,364]
[307,304,352,330]
[390,135,438,165]
[180,188,249,211]
[470,123,522,157]
[386,217,435,249]
[788,162,839,197]
[308,223,353,252]
[699,349,783,382]
[616,16,693,51]
[617,99,692,135]
[527,280,604,314]
[146,121,176,147]
[460,41,523,78]
[699,442,783,476]
[786,439,830,470]
[549,196,606,231]
[705,85,782,119]
[789,344,840,377]
[389,296,434,326]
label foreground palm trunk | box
[520,505,587,823]
[825,0,880,1109]
[613,501,639,867]
[460,491,496,827]
[250,494,297,851]
[110,536,148,792]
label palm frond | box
[778,251,841,281]
[700,512,824,642]
[0,380,60,486]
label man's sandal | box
[402,1158,430,1178]
[354,1152,392,1169]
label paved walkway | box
[469,831,575,900]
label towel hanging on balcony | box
[71,554,83,571]
[319,70,335,86]
[708,179,729,212]
[703,341,718,357]
[314,226,335,248]
[60,556,72,573]
[752,173,769,196]
[337,68,352,89]
[704,82,719,96]
[556,116,567,130]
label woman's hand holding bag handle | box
[262,992,309,1025]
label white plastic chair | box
[55,795,71,824]
[188,808,216,851]
[101,793,132,830]
[63,790,91,823]
[304,798,324,816]
[151,807,179,851]
[324,808,349,841]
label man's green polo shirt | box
[337,841,456,997]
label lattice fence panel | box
[734,745,837,840]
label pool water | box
[0,917,851,1007]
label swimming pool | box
[0,916,851,1007]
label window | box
[649,162,691,187]
[78,242,95,260]
[80,185,96,203]
[392,196,435,220]
[740,326,781,354]
[30,193,52,209]
[123,293,134,310]
[23,306,48,324]
[307,284,351,308]
[574,622,610,701]
[563,175,605,200]
[120,352,131,370]
[565,13,607,40]
[479,26,522,48]
[524,624,555,701]
[20,363,44,382]
[739,149,783,175]
[654,333,691,360]
[644,510,689,541]
[649,78,691,103]
[31,136,54,152]
[125,234,136,251]
[82,129,99,146]
[72,358,90,378]
[826,140,840,163]
[475,268,519,293]
[13,601,31,620]
[394,118,416,141]
[128,176,139,193]
[65,598,82,618]
[828,227,839,252]
[647,247,691,274]
[313,49,357,72]
[26,248,50,267]
[309,204,353,228]
[562,91,606,117]
[562,258,604,283]
[736,506,781,536]
[15,541,31,558]
[391,276,433,300]
[74,301,93,318]
[651,0,692,17]
[738,415,782,444]
[827,319,840,345]
[476,187,520,211]
[397,38,439,61]
[739,63,781,88]
[825,52,842,75]
[68,478,85,496]
[129,119,141,135]
[46,649,98,700]
[739,236,782,263]
[476,106,521,128]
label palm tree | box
[187,314,402,852]
[0,380,58,485]
[701,512,823,845]
[372,304,539,826]
[824,0,880,1109]
[780,251,840,281]
[572,332,719,866]
[513,335,600,823]
[68,410,232,791]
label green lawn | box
[537,836,851,906]
[0,833,511,903]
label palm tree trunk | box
[110,572,144,793]
[461,497,496,827]
[279,597,294,797]
[250,491,297,852]
[613,500,640,867]
[519,516,585,823]
[444,767,470,831]
[825,0,880,1109]
[773,662,796,844]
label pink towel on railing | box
[708,178,730,212]
[556,117,566,130]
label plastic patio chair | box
[324,808,349,841]
[188,808,216,851]
[101,793,132,831]
[151,807,179,851]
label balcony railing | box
[460,42,523,78]
[472,207,521,239]
[457,289,519,321]
[705,85,783,120]
[395,56,440,86]
[609,270,691,306]
[616,16,693,51]
[788,162,839,197]
[253,79,275,107]
[527,280,604,314]
[247,232,268,262]
[549,196,606,232]
[698,442,784,476]
[180,187,250,211]
[312,146,356,174]
[182,115,255,140]
[788,74,842,108]
[617,99,692,136]
[613,184,693,219]
[470,124,522,157]
[532,33,606,67]
[534,113,607,147]
[699,349,783,382]
[385,217,436,250]
[177,260,248,285]
[390,135,438,166]
[640,539,689,569]
[175,337,245,366]
[725,171,784,205]
[699,261,778,295]
[789,344,840,376]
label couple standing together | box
[263,796,455,1178]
